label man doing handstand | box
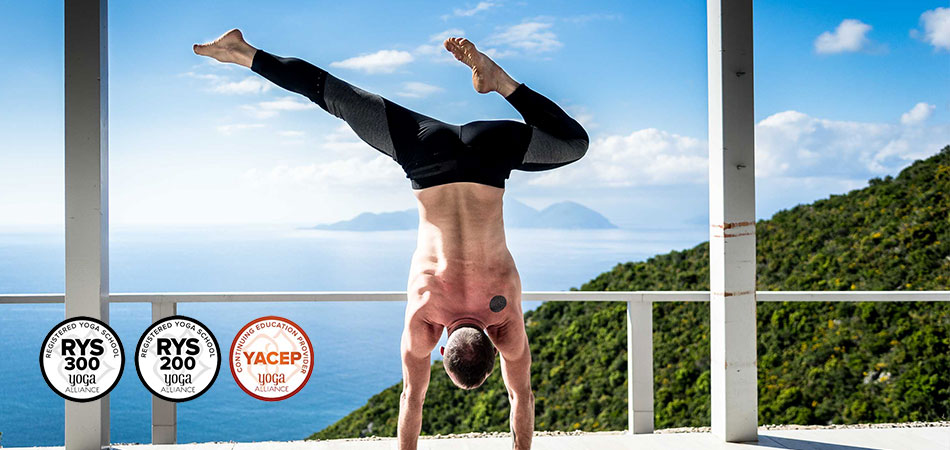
[194,29,588,450]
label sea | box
[0,225,705,446]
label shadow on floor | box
[749,435,881,450]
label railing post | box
[151,302,177,444]
[64,0,110,448]
[708,0,759,442]
[627,296,654,433]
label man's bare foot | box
[193,29,257,68]
[444,37,519,97]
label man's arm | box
[398,316,441,450]
[490,319,534,450]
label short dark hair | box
[443,326,496,389]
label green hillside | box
[309,146,950,439]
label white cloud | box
[913,7,950,51]
[415,21,561,63]
[481,47,519,59]
[330,50,414,74]
[520,110,950,189]
[561,13,621,24]
[397,82,445,98]
[414,43,447,59]
[444,2,496,19]
[244,156,405,191]
[814,19,872,54]
[430,28,466,42]
[259,97,317,111]
[523,128,707,188]
[244,122,407,191]
[244,142,405,191]
[900,102,935,125]
[485,21,563,55]
[184,72,218,82]
[216,123,265,135]
[414,29,465,63]
[755,110,950,177]
[278,130,306,137]
[242,96,317,119]
[315,124,370,156]
[185,72,271,94]
[213,77,271,94]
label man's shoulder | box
[402,306,443,359]
[490,325,530,362]
[403,292,445,331]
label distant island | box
[309,199,617,231]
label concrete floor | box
[20,426,950,450]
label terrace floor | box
[23,425,950,450]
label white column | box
[64,0,110,449]
[707,0,758,442]
[627,299,654,434]
[151,302,178,444]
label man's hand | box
[398,318,442,450]
[501,341,534,450]
[490,319,534,450]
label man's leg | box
[249,49,398,160]
[503,83,589,171]
[444,36,589,172]
[193,29,444,164]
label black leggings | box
[250,50,589,189]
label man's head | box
[441,325,497,390]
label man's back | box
[408,182,522,332]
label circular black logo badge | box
[39,316,125,402]
[135,315,221,402]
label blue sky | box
[0,0,948,229]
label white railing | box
[2,289,948,444]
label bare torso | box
[405,182,524,349]
[398,183,533,450]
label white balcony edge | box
[2,290,948,304]
[3,288,947,444]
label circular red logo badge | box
[229,316,313,401]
